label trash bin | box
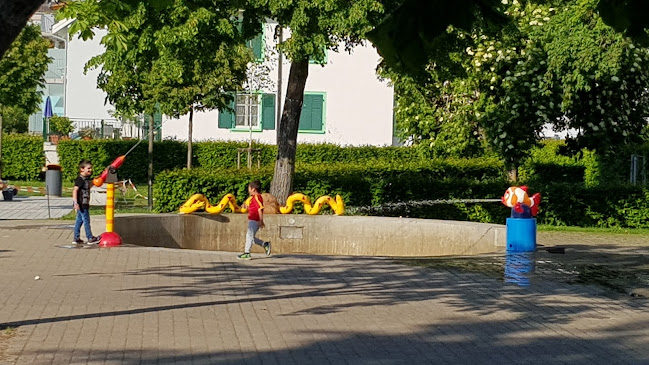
[45,164,63,196]
[2,188,14,201]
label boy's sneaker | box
[263,241,272,257]
[86,236,100,245]
[237,253,252,260]
[72,238,84,245]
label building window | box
[219,93,276,130]
[236,94,259,128]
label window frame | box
[231,92,263,132]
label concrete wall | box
[114,214,506,257]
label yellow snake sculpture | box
[179,194,252,214]
[179,193,344,215]
[279,193,345,215]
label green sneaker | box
[237,253,252,260]
[263,241,272,257]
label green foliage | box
[0,24,50,117]
[384,0,649,171]
[57,139,505,181]
[57,139,187,182]
[0,105,29,133]
[154,163,508,215]
[59,0,254,117]
[155,164,649,228]
[1,135,43,180]
[49,116,73,136]
[367,0,506,75]
[598,0,649,44]
[246,0,385,63]
[193,141,274,170]
[532,183,649,228]
[540,2,649,155]
[79,127,96,139]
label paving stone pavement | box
[0,221,648,364]
[0,197,72,220]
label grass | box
[59,204,154,220]
[537,224,649,235]
[58,183,154,219]
[9,180,75,189]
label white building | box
[35,18,397,146]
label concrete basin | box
[111,213,506,257]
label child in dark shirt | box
[72,160,100,244]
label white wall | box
[57,21,395,146]
[63,28,115,120]
[162,22,395,146]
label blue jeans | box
[74,208,93,240]
[244,220,265,253]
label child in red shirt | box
[237,180,271,260]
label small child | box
[72,160,100,244]
[237,180,271,260]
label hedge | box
[57,140,504,182]
[154,166,649,228]
[1,134,43,180]
[154,164,510,218]
[57,140,187,182]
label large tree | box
[59,0,256,169]
[0,0,46,59]
[242,0,387,203]
[383,0,649,178]
[0,24,50,177]
[61,0,387,202]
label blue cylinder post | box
[506,218,537,252]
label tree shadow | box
[20,318,649,364]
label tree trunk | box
[270,59,309,204]
[187,106,193,169]
[507,167,518,182]
[0,0,45,59]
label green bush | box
[1,134,43,180]
[154,164,509,219]
[155,165,649,228]
[530,183,649,228]
[57,139,186,182]
[57,140,505,182]
[49,116,73,136]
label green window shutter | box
[309,46,328,65]
[310,94,323,131]
[261,93,275,130]
[248,32,263,60]
[299,94,324,131]
[299,95,312,130]
[218,98,235,129]
[153,109,162,141]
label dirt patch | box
[0,327,18,363]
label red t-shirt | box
[248,195,264,221]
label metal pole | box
[630,154,636,185]
[147,114,154,210]
[46,185,51,219]
[276,26,283,135]
[642,156,647,186]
